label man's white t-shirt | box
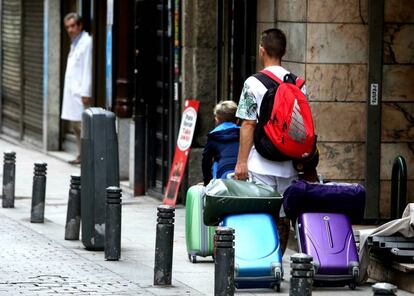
[236,65,307,178]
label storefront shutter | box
[1,0,23,137]
[22,0,44,142]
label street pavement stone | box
[0,215,148,295]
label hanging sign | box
[163,99,199,206]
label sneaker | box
[68,157,81,165]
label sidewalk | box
[0,137,413,295]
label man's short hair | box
[214,100,238,123]
[260,28,286,60]
[64,12,82,25]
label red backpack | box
[253,69,316,161]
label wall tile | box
[385,0,414,23]
[317,142,365,180]
[380,143,414,179]
[306,64,367,102]
[182,0,216,48]
[383,65,414,101]
[380,180,414,218]
[182,47,217,146]
[384,25,414,64]
[276,0,306,22]
[307,24,368,63]
[256,23,277,70]
[257,0,276,23]
[282,62,305,78]
[277,22,306,62]
[311,102,366,141]
[308,0,367,23]
[381,103,414,142]
[188,148,203,187]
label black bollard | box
[214,226,235,296]
[153,205,175,285]
[290,253,314,296]
[105,186,122,261]
[65,174,81,240]
[30,162,47,223]
[2,151,16,208]
[372,283,398,296]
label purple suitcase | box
[283,180,366,224]
[296,212,359,289]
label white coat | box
[61,31,92,121]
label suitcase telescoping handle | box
[390,247,414,257]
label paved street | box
[0,137,413,296]
[0,215,145,295]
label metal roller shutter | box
[22,0,43,142]
[1,0,22,137]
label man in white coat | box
[61,13,92,165]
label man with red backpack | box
[235,28,315,255]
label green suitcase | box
[185,185,215,263]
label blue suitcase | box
[222,213,283,291]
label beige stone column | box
[43,0,61,151]
[182,0,217,185]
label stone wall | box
[271,0,368,186]
[267,0,414,218]
[380,0,414,217]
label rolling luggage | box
[185,185,215,262]
[296,212,359,289]
[81,108,120,250]
[204,179,284,291]
[222,213,283,291]
[283,180,366,224]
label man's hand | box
[81,96,91,107]
[235,161,249,180]
[234,119,256,181]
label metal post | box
[390,156,407,219]
[105,186,122,261]
[154,205,175,285]
[290,253,314,296]
[365,0,384,220]
[372,282,397,296]
[2,151,16,208]
[214,226,235,296]
[65,174,81,240]
[30,162,47,223]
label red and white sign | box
[163,99,199,206]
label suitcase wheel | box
[349,265,359,290]
[188,254,197,263]
[274,266,282,282]
[272,283,281,292]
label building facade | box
[0,0,412,219]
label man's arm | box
[80,36,92,106]
[235,119,256,180]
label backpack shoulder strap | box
[284,73,305,89]
[252,72,279,90]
